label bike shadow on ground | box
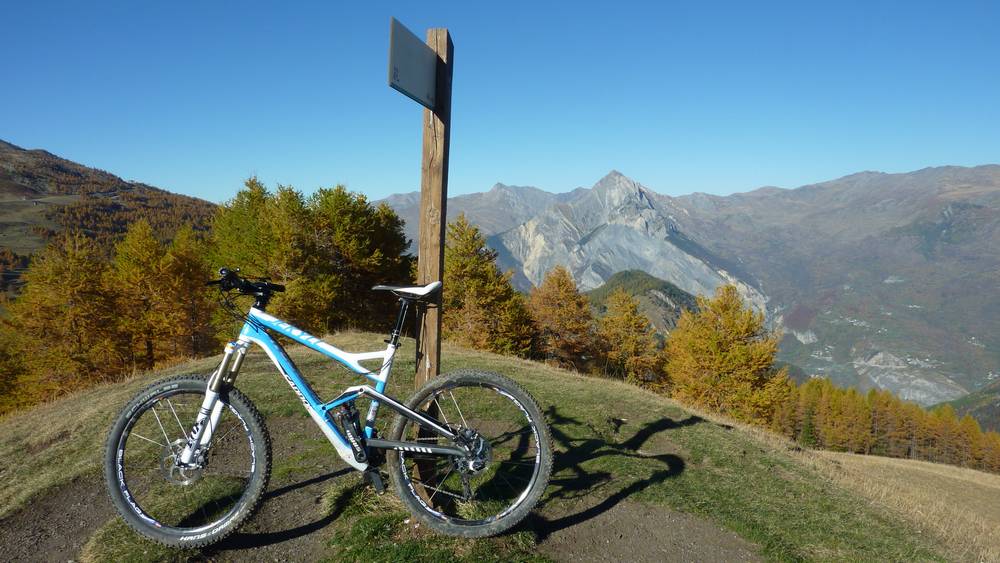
[520,406,701,541]
[207,467,352,552]
[205,405,699,552]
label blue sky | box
[3,1,998,203]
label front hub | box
[160,439,204,485]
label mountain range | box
[384,165,1000,407]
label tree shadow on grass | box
[521,406,702,541]
[206,468,352,552]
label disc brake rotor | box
[456,430,492,476]
[159,439,204,485]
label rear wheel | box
[103,376,271,548]
[387,370,551,537]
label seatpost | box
[388,298,410,346]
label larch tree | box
[958,414,984,468]
[596,288,660,384]
[159,224,217,357]
[769,377,800,438]
[442,214,534,357]
[528,265,595,369]
[109,219,168,370]
[267,184,332,332]
[7,234,124,394]
[210,177,275,277]
[0,321,26,415]
[308,186,412,328]
[665,284,789,424]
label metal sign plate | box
[388,18,437,110]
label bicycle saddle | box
[371,281,442,300]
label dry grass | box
[808,451,1000,563]
[0,357,220,518]
[636,399,1000,562]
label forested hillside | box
[588,270,697,333]
[946,379,1000,432]
[0,140,215,260]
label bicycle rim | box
[397,382,543,526]
[112,388,257,534]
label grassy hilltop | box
[1,333,997,562]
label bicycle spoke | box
[449,391,469,428]
[166,399,187,436]
[495,460,537,467]
[398,380,544,526]
[411,477,465,501]
[428,467,455,503]
[115,387,258,533]
[150,405,172,446]
[214,421,239,445]
[433,395,449,426]
[131,432,165,448]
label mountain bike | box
[104,268,552,548]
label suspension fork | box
[178,340,250,465]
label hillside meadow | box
[2,333,995,561]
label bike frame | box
[178,302,461,472]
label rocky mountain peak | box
[588,170,654,212]
[593,169,634,191]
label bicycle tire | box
[386,369,552,538]
[103,375,271,548]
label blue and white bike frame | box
[178,304,461,472]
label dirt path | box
[536,500,760,562]
[0,413,761,562]
[0,473,114,563]
[0,476,759,563]
[203,416,352,563]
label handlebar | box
[207,268,285,296]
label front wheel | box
[387,370,552,537]
[103,376,271,548]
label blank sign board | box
[388,18,438,110]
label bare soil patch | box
[537,500,760,563]
[0,473,113,563]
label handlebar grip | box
[271,283,286,292]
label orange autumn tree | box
[442,214,535,357]
[528,265,596,369]
[665,284,789,424]
[597,289,661,384]
[4,234,125,399]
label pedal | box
[364,470,386,494]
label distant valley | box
[384,165,1000,408]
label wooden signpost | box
[388,18,453,389]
